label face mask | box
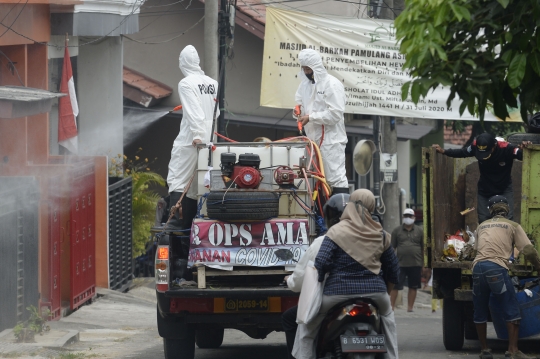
[403,218,415,225]
[305,72,314,82]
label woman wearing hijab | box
[292,189,400,359]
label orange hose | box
[214,132,238,142]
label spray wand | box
[294,105,303,135]
[169,105,183,114]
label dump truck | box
[154,140,330,359]
[423,133,540,350]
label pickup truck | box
[154,140,323,359]
[422,133,540,350]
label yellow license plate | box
[224,298,269,312]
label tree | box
[395,0,540,123]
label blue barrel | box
[489,280,540,339]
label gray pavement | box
[0,281,538,359]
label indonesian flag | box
[58,41,79,154]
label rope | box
[165,171,196,226]
[196,193,209,218]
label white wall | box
[77,37,124,157]
[397,140,410,203]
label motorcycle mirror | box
[274,249,297,262]
[353,140,376,176]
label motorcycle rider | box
[281,193,350,359]
[293,189,400,359]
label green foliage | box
[13,306,50,343]
[130,169,165,257]
[395,0,540,122]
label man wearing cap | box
[472,195,540,359]
[433,133,529,223]
[390,208,424,312]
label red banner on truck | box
[189,218,310,267]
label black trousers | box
[282,305,298,359]
[168,191,198,231]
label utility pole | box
[204,0,218,81]
[373,0,401,232]
[217,0,229,138]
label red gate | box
[69,163,96,310]
[44,176,62,319]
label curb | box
[45,330,80,349]
[0,329,12,340]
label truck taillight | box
[155,245,169,292]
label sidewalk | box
[0,278,156,359]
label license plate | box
[224,298,269,312]
[340,335,387,353]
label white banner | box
[261,7,509,121]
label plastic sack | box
[296,260,323,325]
[443,231,466,258]
[203,166,213,188]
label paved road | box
[10,279,536,359]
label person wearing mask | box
[472,195,540,359]
[294,49,349,195]
[432,133,530,223]
[293,189,400,359]
[390,208,424,312]
[281,193,350,359]
[166,45,219,232]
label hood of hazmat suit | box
[294,49,348,189]
[167,45,220,198]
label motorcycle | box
[316,297,386,359]
[275,231,388,359]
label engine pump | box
[220,152,262,189]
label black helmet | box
[488,195,508,208]
[488,195,509,217]
[324,193,350,226]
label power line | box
[0,0,29,40]
[123,14,204,44]
[0,0,145,47]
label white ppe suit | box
[167,45,219,199]
[295,49,348,190]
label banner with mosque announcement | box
[261,7,514,122]
[188,218,309,267]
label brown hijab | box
[326,189,390,274]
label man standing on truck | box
[432,133,529,223]
[473,195,540,359]
[281,193,349,359]
[294,49,349,195]
[390,208,424,312]
[166,45,219,232]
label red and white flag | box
[58,41,79,154]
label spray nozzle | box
[169,105,183,113]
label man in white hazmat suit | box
[294,49,349,195]
[166,45,219,232]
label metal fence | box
[108,177,133,292]
[0,177,39,332]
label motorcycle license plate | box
[340,335,387,353]
[224,298,269,312]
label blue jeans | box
[472,261,521,323]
